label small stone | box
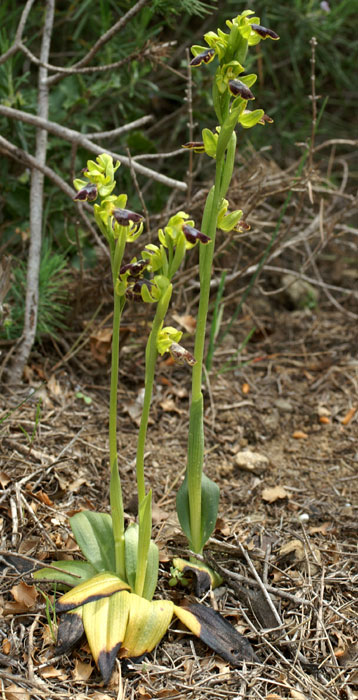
[275,398,293,413]
[235,450,269,475]
[298,513,310,522]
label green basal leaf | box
[70,511,116,573]
[34,559,97,588]
[124,523,139,591]
[176,472,220,552]
[124,519,159,600]
[135,491,152,597]
[176,473,192,548]
[200,472,220,549]
[142,540,159,601]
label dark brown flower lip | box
[251,24,279,40]
[190,48,215,67]
[182,224,210,245]
[112,208,144,226]
[260,113,274,124]
[169,342,196,366]
[234,219,251,232]
[182,141,205,152]
[120,259,148,277]
[73,183,98,202]
[126,278,152,301]
[228,79,254,101]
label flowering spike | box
[190,48,215,67]
[250,24,279,40]
[74,183,98,202]
[182,225,210,245]
[228,79,254,100]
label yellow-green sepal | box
[239,109,265,129]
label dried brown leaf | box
[0,470,11,488]
[4,684,30,700]
[72,658,94,681]
[160,398,180,413]
[2,639,11,654]
[172,313,196,333]
[11,582,38,608]
[39,665,68,680]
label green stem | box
[136,282,173,505]
[109,234,126,580]
[187,132,237,554]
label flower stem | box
[187,133,237,554]
[136,282,173,505]
[109,235,126,580]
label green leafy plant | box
[175,9,279,574]
[34,10,279,683]
[1,244,69,341]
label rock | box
[274,398,293,413]
[282,273,319,309]
[235,450,269,475]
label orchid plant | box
[34,11,278,683]
[174,10,279,584]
